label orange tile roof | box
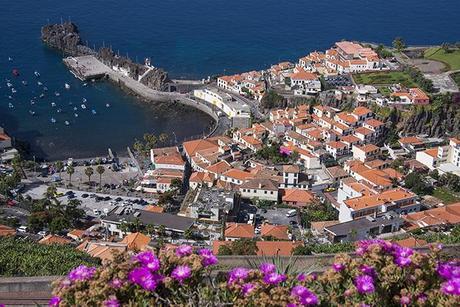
[355,144,379,153]
[336,112,358,124]
[206,160,232,175]
[183,139,218,157]
[354,127,374,136]
[340,135,361,144]
[121,232,151,250]
[423,148,439,158]
[364,118,384,128]
[353,106,373,116]
[189,171,215,183]
[282,189,315,205]
[260,224,289,240]
[403,203,460,228]
[290,68,318,81]
[144,205,165,213]
[222,169,254,181]
[0,224,15,237]
[225,223,255,239]
[39,235,71,245]
[398,136,423,145]
[327,141,347,149]
[395,237,427,248]
[68,229,85,239]
[212,240,302,256]
[345,187,416,211]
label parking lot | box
[24,184,152,218]
[237,202,300,228]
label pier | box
[63,55,230,137]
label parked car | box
[17,225,28,233]
[81,193,89,198]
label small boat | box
[64,83,70,89]
[8,95,12,99]
[54,92,60,97]
[8,57,12,61]
[50,117,56,123]
[6,82,12,88]
[37,81,43,86]
[73,106,78,111]
[11,88,17,94]
[82,98,87,103]
[22,80,27,86]
[29,110,35,116]
[68,102,73,105]
[65,121,70,126]
[91,109,97,115]
[57,108,62,113]
[82,83,88,87]
[30,99,36,105]
[12,69,20,76]
[43,86,48,91]
[8,103,14,108]
[34,71,40,77]
[39,93,45,98]
[74,113,79,118]
[51,102,56,107]
[105,103,111,108]
[81,104,87,109]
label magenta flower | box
[199,248,218,267]
[140,274,162,290]
[441,278,460,296]
[259,262,276,274]
[394,246,413,258]
[171,265,192,283]
[128,267,152,285]
[135,251,160,271]
[104,298,120,307]
[175,245,193,257]
[242,283,255,296]
[332,262,345,272]
[291,285,318,305]
[263,272,286,285]
[228,267,250,284]
[49,296,61,307]
[437,262,460,280]
[68,265,96,281]
[354,275,375,294]
[110,278,123,289]
[291,285,309,297]
[400,296,411,305]
[360,265,376,277]
[299,292,319,306]
[395,256,412,267]
[297,273,306,281]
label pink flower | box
[300,293,318,306]
[228,267,249,284]
[171,265,192,283]
[128,267,151,285]
[437,261,460,280]
[263,272,286,285]
[400,296,411,305]
[395,256,412,267]
[104,298,120,307]
[199,248,218,267]
[259,262,276,274]
[68,265,96,281]
[291,285,318,305]
[242,283,255,296]
[48,296,61,307]
[360,265,375,277]
[135,251,160,271]
[441,278,460,296]
[354,275,375,294]
[110,278,123,289]
[175,245,193,257]
[291,285,309,297]
[332,263,345,272]
[140,274,162,290]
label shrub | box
[50,241,459,306]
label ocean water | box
[0,0,458,160]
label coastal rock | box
[41,22,93,56]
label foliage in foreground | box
[50,240,459,306]
[0,237,100,277]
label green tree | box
[158,133,169,146]
[44,185,57,199]
[143,133,158,149]
[392,37,406,52]
[84,167,94,186]
[96,165,105,188]
[55,161,64,180]
[66,166,75,186]
[218,238,258,255]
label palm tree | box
[44,185,57,199]
[84,167,94,186]
[96,165,105,188]
[159,133,169,146]
[66,166,75,186]
[55,161,64,180]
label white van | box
[286,209,297,217]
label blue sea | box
[0,0,458,160]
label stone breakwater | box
[42,22,224,136]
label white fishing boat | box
[22,80,28,86]
[81,104,87,109]
[37,81,43,86]
[65,83,70,89]
[30,100,36,105]
[50,117,56,123]
[39,93,45,98]
[51,102,56,107]
[82,98,87,103]
[65,121,70,126]
[105,103,111,108]
[7,95,12,100]
[54,91,60,97]
[6,82,12,88]
[74,113,79,118]
[11,88,17,94]
[43,86,48,91]
[91,109,97,115]
[29,110,35,116]
[57,108,62,113]
[73,106,78,111]
[8,103,13,108]
[82,83,88,87]
[34,71,40,77]
[8,57,12,62]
